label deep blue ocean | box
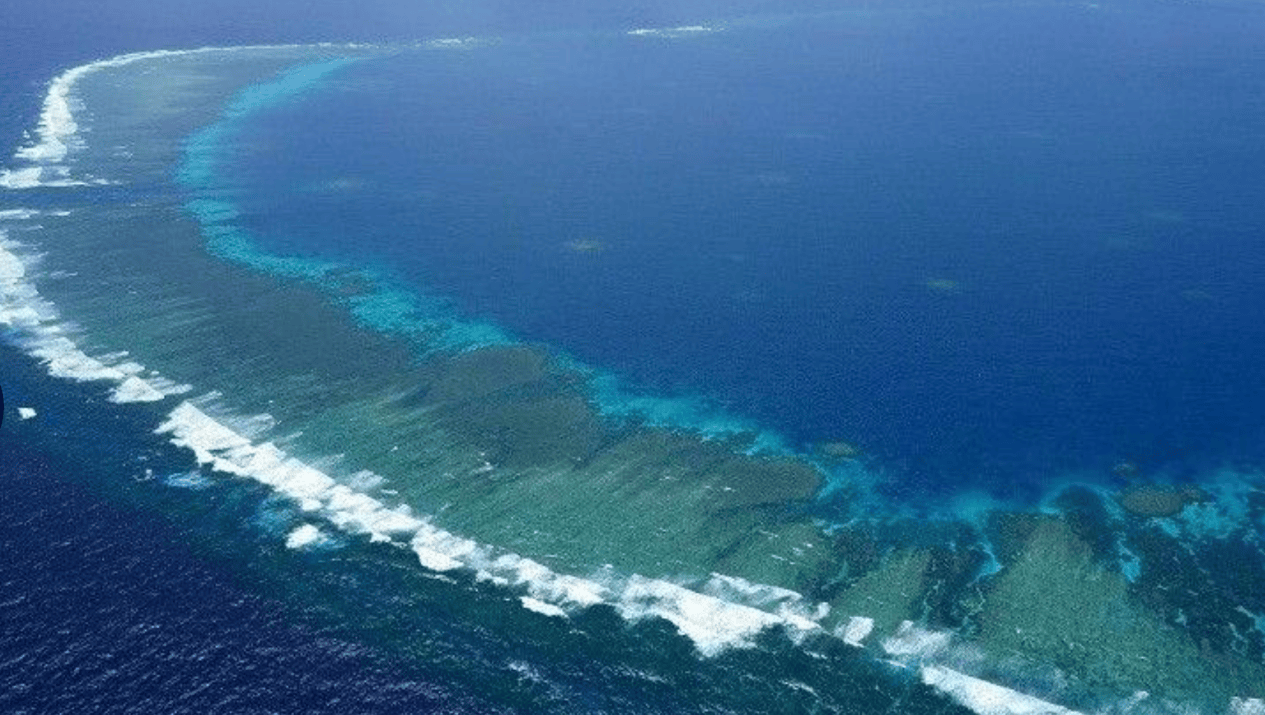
[4,1,1265,713]
[224,4,1265,495]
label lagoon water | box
[225,14,1265,495]
[2,2,1265,713]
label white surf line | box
[0,43,376,190]
[883,622,1086,715]
[0,46,381,392]
[2,48,196,189]
[422,37,496,50]
[921,666,1082,715]
[627,24,722,38]
[883,621,1252,715]
[0,229,193,403]
[155,398,825,656]
[157,391,1260,715]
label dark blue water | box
[2,343,980,714]
[0,341,486,712]
[225,4,1265,498]
[2,339,985,714]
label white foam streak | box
[703,572,802,607]
[0,244,27,283]
[0,208,72,221]
[5,44,350,189]
[618,576,790,656]
[883,620,954,661]
[1,234,189,403]
[0,209,41,221]
[7,50,191,184]
[424,37,491,50]
[13,47,238,166]
[883,622,1099,715]
[285,523,329,549]
[521,597,567,618]
[627,25,720,38]
[921,666,1082,715]
[839,616,875,647]
[1231,698,1265,715]
[20,332,188,403]
[0,168,46,190]
[16,61,86,164]
[152,397,839,656]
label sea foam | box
[3,44,333,190]
[0,229,191,403]
[152,396,834,656]
[920,666,1081,715]
[126,389,1265,711]
[838,616,874,647]
[1232,698,1265,715]
[5,49,195,187]
[285,523,329,549]
[627,25,721,38]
